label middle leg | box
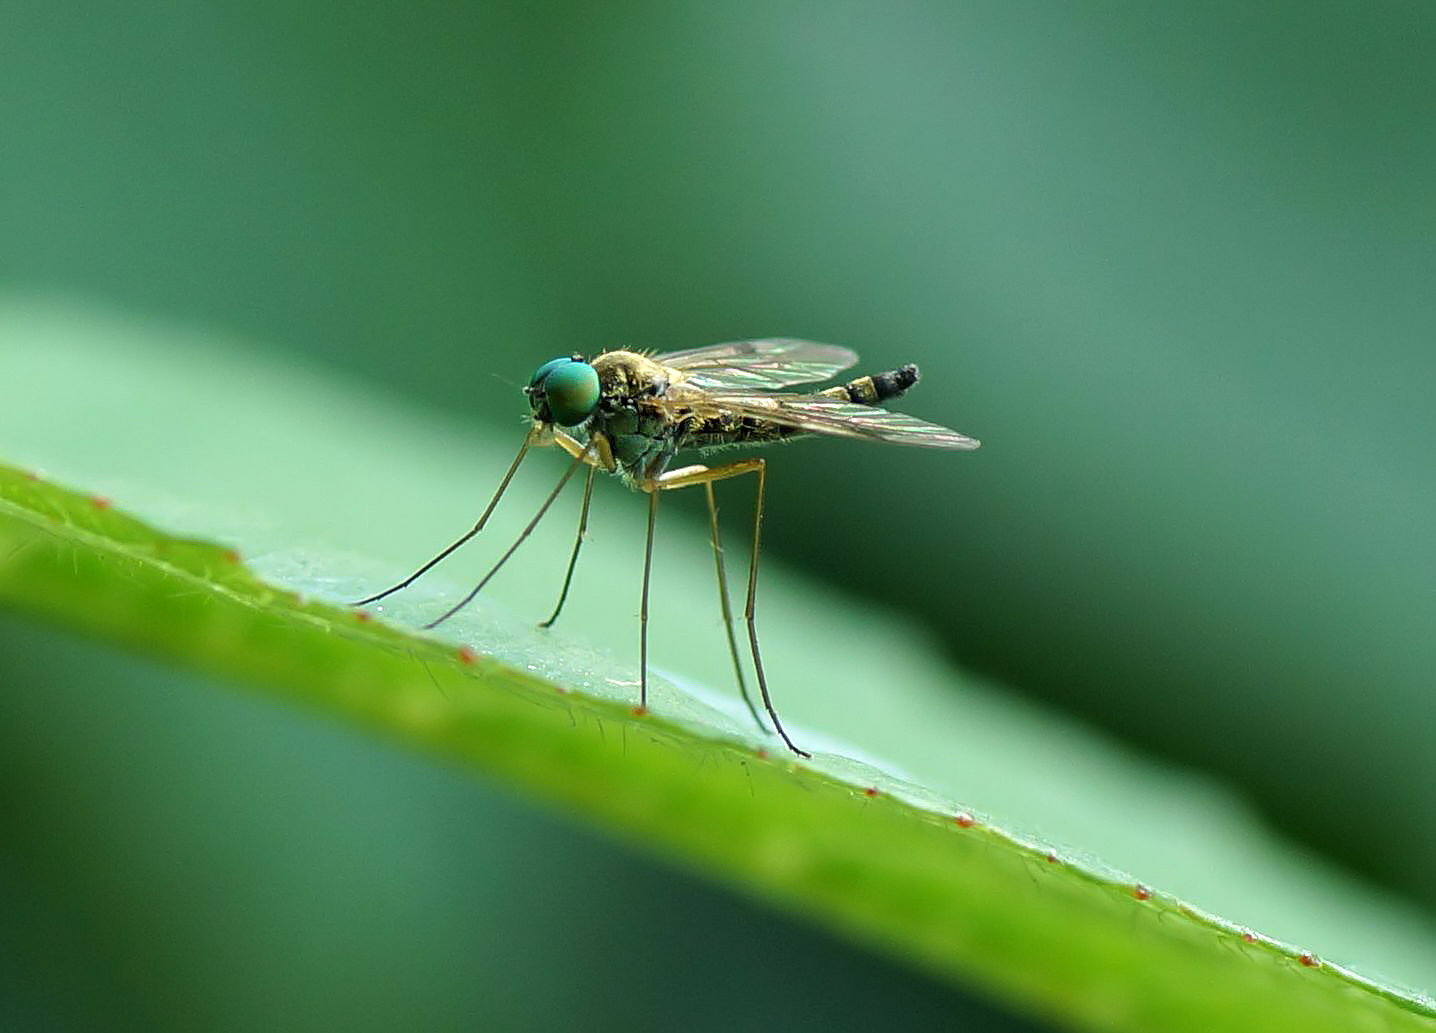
[539,464,596,629]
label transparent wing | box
[657,338,859,390]
[671,390,981,450]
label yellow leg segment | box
[553,428,615,473]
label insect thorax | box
[578,350,684,484]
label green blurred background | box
[2,2,1433,1029]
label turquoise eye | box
[529,357,572,389]
[536,359,600,426]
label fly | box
[354,338,980,757]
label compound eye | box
[529,357,572,389]
[542,361,600,426]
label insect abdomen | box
[820,363,920,405]
[684,411,793,449]
[681,363,924,453]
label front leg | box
[553,427,616,473]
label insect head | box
[526,355,600,427]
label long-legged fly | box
[355,339,979,757]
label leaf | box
[1,296,1432,1032]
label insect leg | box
[655,460,809,758]
[554,427,616,473]
[538,463,596,629]
[424,439,596,629]
[353,427,537,607]
[704,481,767,733]
[639,487,658,709]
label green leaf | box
[1,296,1432,1032]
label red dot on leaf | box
[222,548,241,565]
[1132,884,1151,901]
[457,646,476,665]
[90,495,112,510]
[1045,851,1060,864]
[631,705,648,717]
[355,610,373,623]
[1298,952,1319,968]
[953,812,976,829]
[755,748,769,761]
[864,787,879,798]
[1242,932,1257,944]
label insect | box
[355,339,979,757]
